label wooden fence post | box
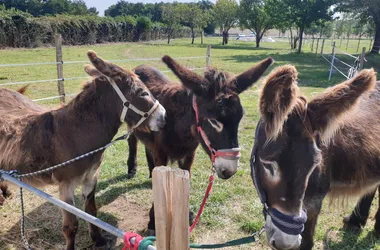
[55,34,65,104]
[315,38,320,55]
[153,166,190,250]
[320,39,325,54]
[359,47,366,71]
[206,45,211,68]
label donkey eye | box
[262,163,274,176]
[207,118,223,132]
[141,92,149,97]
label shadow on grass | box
[323,228,380,250]
[97,180,152,208]
[0,202,119,250]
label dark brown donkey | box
[250,65,377,250]
[127,56,273,234]
[0,51,166,250]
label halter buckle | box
[123,101,130,107]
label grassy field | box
[0,37,379,250]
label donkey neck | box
[54,82,122,148]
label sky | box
[83,0,215,16]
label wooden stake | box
[153,166,172,250]
[153,166,190,250]
[170,169,190,250]
[55,34,65,104]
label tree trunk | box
[297,26,304,53]
[255,34,261,48]
[289,28,293,49]
[191,27,195,44]
[346,34,350,50]
[201,30,204,44]
[371,21,380,54]
[167,31,171,44]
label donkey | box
[126,55,274,234]
[250,65,377,250]
[0,50,166,250]
[127,56,274,178]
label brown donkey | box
[250,66,377,250]
[127,56,273,234]
[0,51,166,250]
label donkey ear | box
[162,55,210,97]
[87,50,124,78]
[259,65,299,140]
[231,57,274,94]
[84,64,103,77]
[308,69,376,140]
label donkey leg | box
[344,188,376,231]
[127,134,138,178]
[59,183,78,250]
[145,147,155,178]
[177,152,195,224]
[0,183,11,206]
[301,201,323,250]
[178,152,195,173]
[82,170,107,247]
[374,186,380,236]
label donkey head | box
[162,55,273,179]
[251,66,376,250]
[84,50,166,131]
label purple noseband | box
[267,208,307,235]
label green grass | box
[0,37,379,250]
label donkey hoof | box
[93,237,110,250]
[343,216,362,231]
[127,171,136,179]
[147,229,156,236]
[189,211,194,225]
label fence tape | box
[334,47,358,59]
[0,61,62,67]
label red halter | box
[192,95,241,164]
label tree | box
[161,4,182,44]
[281,0,335,53]
[239,0,274,48]
[181,3,210,44]
[135,16,152,41]
[213,0,238,45]
[337,0,380,53]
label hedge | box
[0,9,192,48]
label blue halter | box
[250,120,307,236]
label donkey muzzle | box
[148,103,166,131]
[214,148,241,179]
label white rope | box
[0,78,63,86]
[63,56,206,65]
[32,93,77,102]
[334,48,358,59]
[0,77,89,87]
[0,68,204,87]
[0,61,62,67]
